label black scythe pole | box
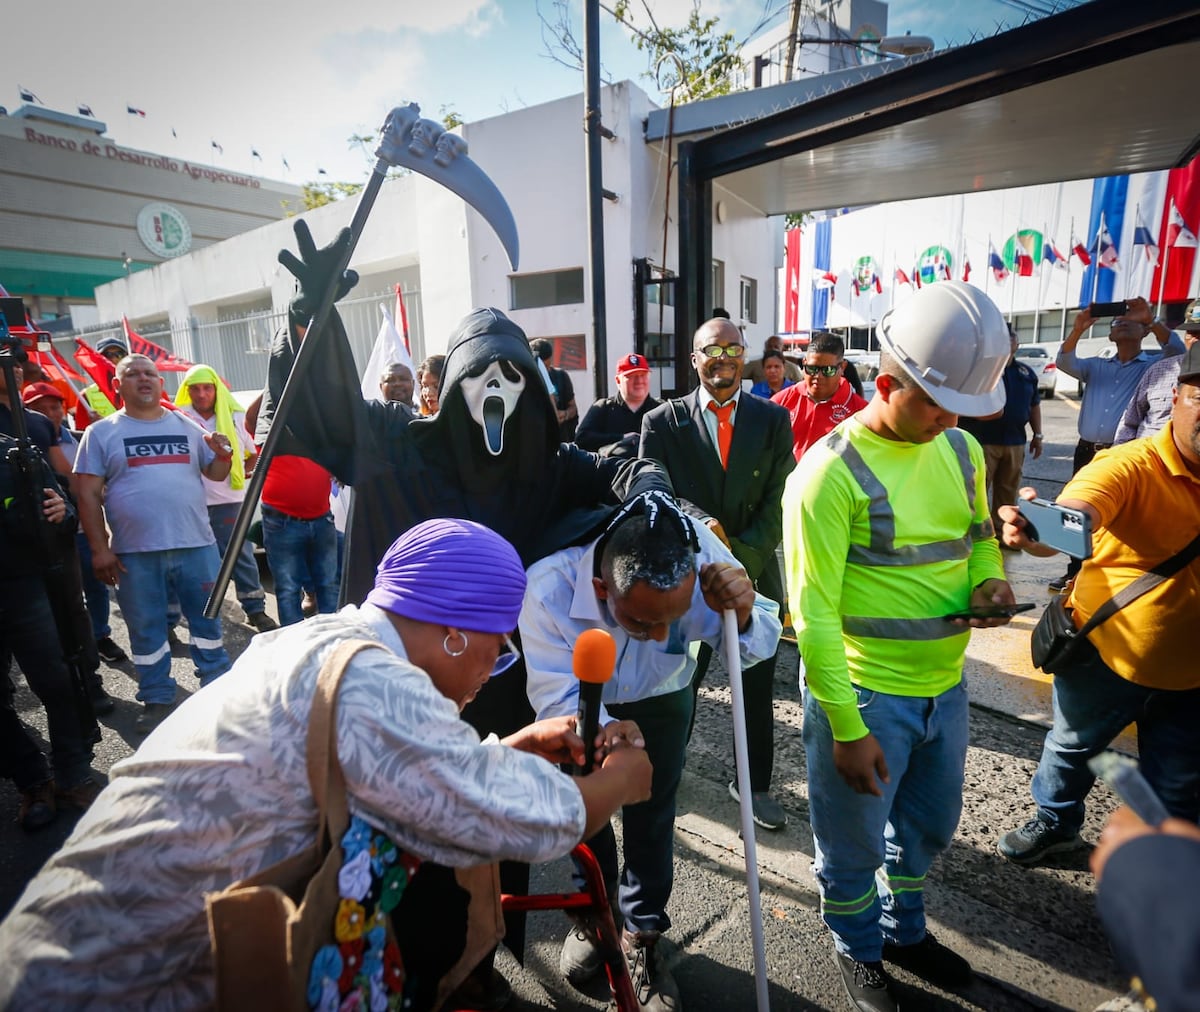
[203,165,386,618]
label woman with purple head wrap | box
[0,519,651,1011]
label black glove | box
[602,489,700,553]
[278,220,360,324]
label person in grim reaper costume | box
[260,222,679,999]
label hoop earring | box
[443,631,468,657]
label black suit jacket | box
[639,390,795,580]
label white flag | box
[361,303,415,403]
[1168,202,1199,249]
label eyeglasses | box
[803,364,841,377]
[491,633,521,678]
[697,344,745,359]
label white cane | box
[723,608,771,1012]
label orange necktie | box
[707,400,735,469]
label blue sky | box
[8,1,1065,186]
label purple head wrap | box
[365,519,526,633]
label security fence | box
[53,287,424,398]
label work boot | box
[834,950,897,1012]
[997,816,1085,865]
[17,780,56,832]
[55,777,102,813]
[560,921,604,986]
[246,610,279,633]
[883,931,972,987]
[135,702,175,736]
[622,928,680,1011]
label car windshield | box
[1017,346,1047,357]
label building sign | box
[137,203,193,259]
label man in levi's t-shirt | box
[261,453,339,626]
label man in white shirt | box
[521,506,781,1011]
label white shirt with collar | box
[521,518,781,724]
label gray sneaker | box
[560,922,604,987]
[997,816,1085,864]
[728,781,788,830]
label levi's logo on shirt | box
[123,436,190,466]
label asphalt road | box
[1,390,1132,1011]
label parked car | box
[1015,344,1058,397]
[843,350,880,400]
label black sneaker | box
[88,679,115,715]
[246,610,279,633]
[997,816,1085,864]
[729,780,789,830]
[135,702,174,736]
[17,780,56,832]
[834,950,898,1012]
[883,931,972,987]
[95,636,127,664]
[1047,574,1073,594]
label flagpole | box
[984,236,991,300]
[1061,216,1074,343]
[1091,213,1103,308]
[1156,199,1173,318]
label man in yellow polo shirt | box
[998,342,1200,865]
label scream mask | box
[458,359,527,456]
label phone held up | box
[1087,300,1129,318]
[1017,498,1094,559]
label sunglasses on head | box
[697,344,744,359]
[803,364,840,377]
[491,633,521,678]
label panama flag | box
[127,104,146,117]
[1043,239,1067,269]
[1090,225,1119,270]
[988,242,1009,282]
[1132,210,1160,265]
[912,262,922,289]
[812,269,838,290]
[1167,201,1198,248]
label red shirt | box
[262,454,333,519]
[772,378,868,460]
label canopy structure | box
[649,0,1200,387]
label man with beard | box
[261,222,677,1005]
[997,341,1200,866]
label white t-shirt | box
[178,405,255,507]
[73,408,215,553]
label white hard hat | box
[876,281,1009,416]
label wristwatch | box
[1031,433,1044,440]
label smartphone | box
[943,602,1036,621]
[1017,498,1093,559]
[1087,752,1170,827]
[1087,300,1129,318]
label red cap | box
[616,353,650,377]
[21,381,65,406]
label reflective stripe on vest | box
[828,427,994,642]
[826,427,993,570]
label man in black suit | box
[640,317,795,828]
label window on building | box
[740,276,758,324]
[509,269,585,310]
[533,334,587,371]
[711,259,726,312]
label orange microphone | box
[573,628,617,774]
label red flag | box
[1151,159,1200,301]
[894,266,911,287]
[122,316,193,372]
[74,339,119,406]
[27,347,83,409]
[783,228,802,333]
[393,284,412,358]
[961,256,972,283]
[1015,249,1034,276]
[1071,233,1092,266]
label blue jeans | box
[803,681,969,961]
[1032,649,1200,831]
[577,685,694,934]
[207,502,268,616]
[262,506,339,626]
[75,532,111,640]
[114,546,231,703]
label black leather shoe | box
[883,931,972,988]
[834,949,898,1012]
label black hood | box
[413,308,560,487]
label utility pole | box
[784,0,804,82]
[584,0,610,400]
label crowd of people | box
[2,244,1198,1012]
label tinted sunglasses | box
[491,633,521,678]
[697,344,745,359]
[803,364,841,377]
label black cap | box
[1178,342,1200,384]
